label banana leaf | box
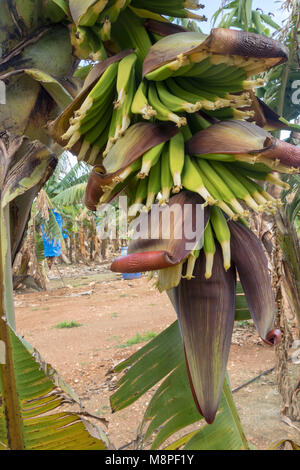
[0,322,110,450]
[111,317,249,450]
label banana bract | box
[173,245,236,424]
[143,28,288,79]
[111,191,210,273]
[228,221,281,346]
[186,120,300,170]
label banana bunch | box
[69,0,207,64]
[130,76,255,127]
[143,30,277,85]
[61,52,137,165]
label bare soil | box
[13,262,300,450]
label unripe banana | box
[114,52,137,109]
[138,141,165,178]
[182,155,216,205]
[228,167,274,210]
[131,81,157,120]
[145,53,191,81]
[182,240,202,280]
[196,159,248,217]
[155,81,199,113]
[146,158,161,209]
[203,220,216,279]
[128,177,148,217]
[87,123,111,165]
[82,61,119,111]
[210,206,231,271]
[211,161,261,212]
[159,143,173,205]
[195,163,237,219]
[174,77,230,109]
[117,158,142,185]
[148,83,187,127]
[169,131,185,192]
[114,66,135,139]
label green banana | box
[183,57,217,78]
[182,155,216,205]
[128,176,148,217]
[232,163,290,190]
[117,158,142,184]
[114,65,136,139]
[64,62,118,149]
[81,102,113,146]
[155,81,199,113]
[187,113,211,132]
[228,167,275,210]
[76,0,110,26]
[148,82,187,127]
[175,77,232,108]
[146,158,161,209]
[180,123,193,142]
[87,123,111,165]
[115,52,137,109]
[192,78,265,95]
[210,205,231,271]
[169,131,185,192]
[99,0,129,23]
[103,106,118,157]
[111,7,153,69]
[166,78,217,111]
[81,61,119,112]
[194,152,237,162]
[203,107,255,121]
[196,159,248,217]
[194,163,237,219]
[182,240,202,280]
[145,55,191,81]
[131,80,157,119]
[138,141,165,178]
[211,161,261,212]
[159,143,173,205]
[203,221,216,279]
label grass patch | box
[235,320,253,328]
[111,312,118,318]
[54,321,82,329]
[117,331,157,348]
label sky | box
[199,0,289,33]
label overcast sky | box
[199,0,289,33]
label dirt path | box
[13,264,300,450]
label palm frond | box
[51,182,87,208]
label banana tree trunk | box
[272,220,300,421]
[276,210,300,336]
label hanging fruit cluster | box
[49,0,300,424]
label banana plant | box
[212,0,281,34]
[2,0,300,450]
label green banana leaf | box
[111,305,250,450]
[0,322,110,450]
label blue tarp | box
[42,210,68,258]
